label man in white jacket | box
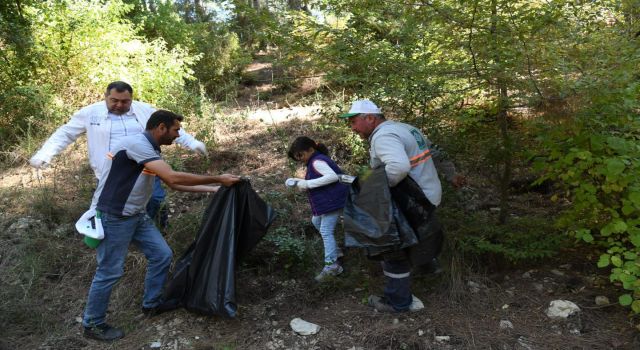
[341,99,464,313]
[29,81,208,222]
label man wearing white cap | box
[340,99,464,313]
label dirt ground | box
[1,68,639,349]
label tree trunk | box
[194,0,206,21]
[490,0,512,224]
[147,0,157,13]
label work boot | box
[367,295,404,314]
[83,323,124,342]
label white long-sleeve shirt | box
[306,159,339,188]
[31,100,201,179]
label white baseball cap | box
[339,99,382,118]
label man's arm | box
[430,144,466,188]
[137,101,208,156]
[372,133,411,187]
[30,111,87,167]
[171,184,220,193]
[143,159,240,189]
[175,129,208,156]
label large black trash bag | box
[161,180,276,317]
[343,167,418,258]
[390,176,444,266]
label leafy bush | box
[136,1,251,101]
[446,210,566,262]
[264,226,310,270]
[0,0,198,157]
[537,114,640,312]
[535,25,640,312]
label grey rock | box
[533,283,544,292]
[595,296,609,306]
[290,318,320,335]
[468,281,482,293]
[8,217,44,233]
[517,336,534,350]
[499,320,514,329]
[546,300,580,319]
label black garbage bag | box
[343,167,418,258]
[390,176,444,267]
[161,180,276,317]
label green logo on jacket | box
[410,129,427,150]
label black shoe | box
[83,323,124,342]
[142,303,175,317]
[426,258,443,274]
[416,258,443,275]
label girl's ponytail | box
[288,136,330,159]
[315,143,329,155]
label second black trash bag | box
[161,180,276,318]
[343,167,418,258]
[390,176,444,267]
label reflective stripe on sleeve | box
[383,270,411,279]
[410,149,432,167]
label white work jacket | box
[32,100,200,179]
[369,121,444,206]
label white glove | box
[296,179,309,191]
[285,178,299,187]
[29,157,49,169]
[192,141,208,156]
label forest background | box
[1,0,640,348]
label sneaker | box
[409,294,425,312]
[314,263,343,282]
[368,295,401,313]
[83,323,124,342]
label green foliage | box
[448,211,566,262]
[136,1,251,100]
[0,0,197,157]
[534,20,640,312]
[264,226,310,270]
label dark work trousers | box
[382,257,412,311]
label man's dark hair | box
[146,110,184,130]
[106,81,133,95]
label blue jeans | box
[311,210,341,264]
[382,258,412,311]
[82,212,172,327]
[146,177,167,226]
